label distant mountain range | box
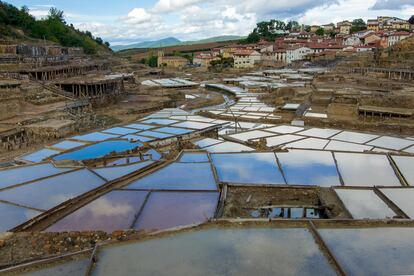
[111,36,244,51]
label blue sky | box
[6,0,414,45]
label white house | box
[343,35,362,46]
[355,30,374,39]
[387,32,412,47]
[286,46,312,64]
[233,50,262,69]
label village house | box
[337,21,352,35]
[257,43,274,53]
[193,52,220,68]
[262,47,287,65]
[343,35,362,46]
[377,16,392,24]
[367,20,380,31]
[361,32,381,45]
[233,50,262,69]
[383,18,410,30]
[248,40,273,53]
[368,16,411,31]
[307,42,345,55]
[322,23,336,32]
[157,51,188,68]
[286,46,312,64]
[221,45,254,58]
[387,32,412,47]
[310,25,320,33]
[306,43,327,54]
[211,48,221,57]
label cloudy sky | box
[6,0,414,45]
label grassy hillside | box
[111,37,181,51]
[0,1,111,54]
[116,40,240,61]
[183,35,245,45]
[111,35,244,52]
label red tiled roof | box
[390,32,411,36]
[361,33,379,39]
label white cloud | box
[153,0,203,13]
[29,5,91,21]
[371,0,414,10]
[121,8,153,24]
[28,5,54,19]
[298,0,413,25]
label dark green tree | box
[286,21,300,31]
[350,18,366,33]
[244,31,260,43]
[0,2,111,54]
[48,7,65,22]
[315,28,325,36]
[243,19,287,42]
[209,57,234,71]
[409,15,414,25]
[95,37,103,45]
[147,56,158,67]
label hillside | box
[184,35,245,45]
[381,36,414,69]
[116,40,241,61]
[111,37,181,51]
[0,1,111,55]
[111,35,244,51]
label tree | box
[409,15,414,25]
[95,37,103,45]
[315,28,325,36]
[0,1,107,55]
[48,7,65,23]
[286,21,300,31]
[210,57,234,72]
[350,18,366,33]
[147,56,158,67]
[244,31,260,43]
[243,19,287,42]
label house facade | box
[367,20,380,31]
[193,53,220,67]
[337,21,352,34]
[322,23,335,32]
[343,36,362,46]
[286,46,312,64]
[157,51,188,68]
[233,50,262,69]
[310,25,320,33]
[387,32,412,47]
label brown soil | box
[0,231,130,268]
[222,186,349,219]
